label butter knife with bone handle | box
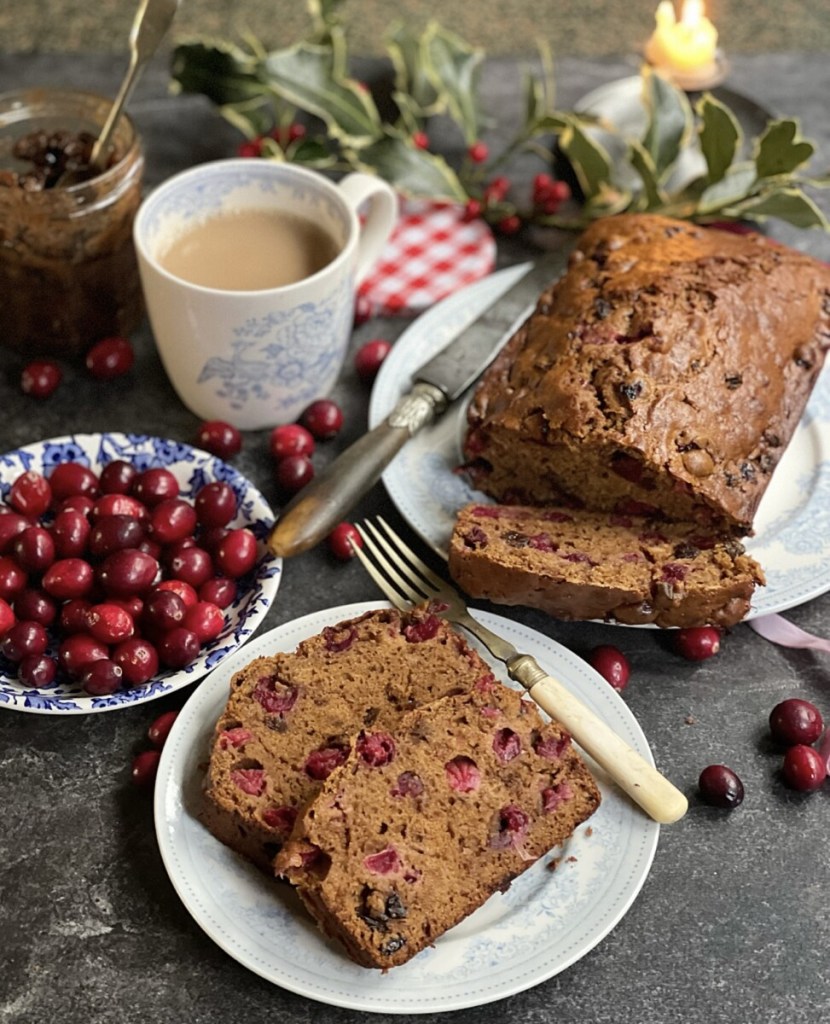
[268,256,567,558]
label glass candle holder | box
[0,88,145,357]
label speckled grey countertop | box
[1,49,829,1024]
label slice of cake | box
[201,605,496,871]
[448,502,765,628]
[463,213,830,534]
[276,682,601,969]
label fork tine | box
[350,530,409,611]
[355,523,432,606]
[374,517,449,594]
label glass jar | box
[0,89,145,356]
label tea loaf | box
[276,682,601,969]
[463,214,830,533]
[448,503,765,628]
[201,606,495,871]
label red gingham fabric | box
[358,198,496,317]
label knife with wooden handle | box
[267,256,566,558]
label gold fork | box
[353,517,688,825]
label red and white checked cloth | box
[358,198,496,317]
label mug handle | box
[336,173,398,286]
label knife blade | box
[267,255,566,558]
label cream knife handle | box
[508,654,688,825]
[267,383,447,558]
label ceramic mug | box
[133,159,397,429]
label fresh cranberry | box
[299,399,343,440]
[674,626,721,661]
[198,576,236,608]
[18,653,57,688]
[149,498,197,545]
[99,460,138,494]
[50,508,92,557]
[157,627,200,669]
[86,602,135,644]
[0,597,14,637]
[328,522,362,561]
[12,526,55,572]
[193,481,237,527]
[88,515,145,557]
[182,601,224,643]
[9,471,51,518]
[354,339,391,381]
[168,545,213,588]
[276,454,314,494]
[92,493,148,521]
[769,698,824,747]
[587,644,630,691]
[0,556,27,602]
[155,578,198,608]
[42,558,94,600]
[58,598,93,635]
[0,512,31,553]
[131,467,179,506]
[148,709,179,748]
[56,494,95,517]
[48,463,100,503]
[85,336,135,378]
[468,140,489,163]
[698,764,744,809]
[196,420,242,459]
[97,548,159,597]
[268,423,315,461]
[13,588,56,627]
[21,359,62,398]
[112,637,159,686]
[781,744,826,792]
[131,749,161,788]
[81,658,125,696]
[213,528,258,578]
[0,620,48,662]
[142,588,187,632]
[58,633,109,678]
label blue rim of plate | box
[154,600,659,1014]
[0,432,281,715]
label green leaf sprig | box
[170,1,829,233]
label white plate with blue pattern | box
[154,600,658,1014]
[369,267,830,621]
[0,433,281,714]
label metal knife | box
[267,255,566,558]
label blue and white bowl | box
[0,432,281,715]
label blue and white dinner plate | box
[154,601,659,1014]
[0,432,281,714]
[370,267,830,621]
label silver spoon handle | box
[90,0,179,169]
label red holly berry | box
[462,198,483,222]
[237,137,263,158]
[496,214,522,236]
[467,140,489,163]
[412,131,429,150]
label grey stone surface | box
[1,50,829,1024]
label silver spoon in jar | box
[58,0,179,186]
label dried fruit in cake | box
[447,502,764,628]
[463,213,830,534]
[276,683,600,969]
[200,605,498,871]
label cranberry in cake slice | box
[276,683,600,969]
[448,503,764,628]
[201,606,496,871]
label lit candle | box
[645,0,719,78]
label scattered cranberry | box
[467,140,489,163]
[276,454,314,494]
[781,744,827,792]
[21,359,62,398]
[698,764,744,809]
[673,626,721,661]
[587,644,630,691]
[148,709,179,748]
[327,522,362,561]
[769,698,824,747]
[354,339,392,381]
[85,336,135,379]
[353,293,373,327]
[269,423,315,462]
[299,398,344,440]
[131,748,161,788]
[196,420,242,459]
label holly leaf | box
[263,40,382,143]
[697,93,741,184]
[217,96,278,138]
[422,22,484,143]
[627,139,664,210]
[558,119,614,200]
[696,163,758,214]
[356,135,467,200]
[386,21,442,117]
[171,41,266,105]
[755,120,815,178]
[723,187,830,229]
[642,70,694,180]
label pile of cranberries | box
[0,460,260,696]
